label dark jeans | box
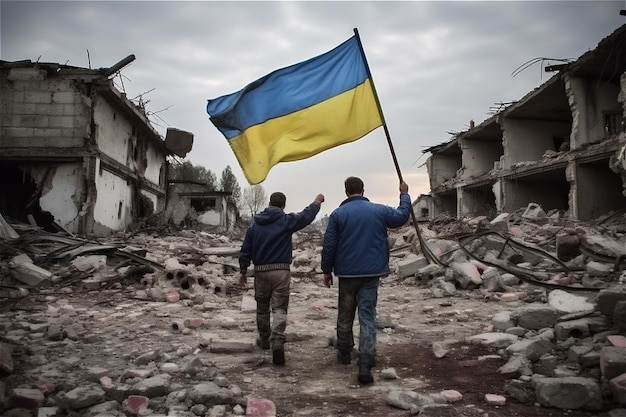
[336,276,380,365]
[254,269,290,349]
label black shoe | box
[357,364,374,384]
[273,347,285,366]
[337,351,351,365]
[256,338,270,350]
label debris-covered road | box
[1,207,625,417]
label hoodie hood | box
[254,206,284,225]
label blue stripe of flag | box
[206,36,368,140]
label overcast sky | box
[2,1,625,216]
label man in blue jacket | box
[322,177,410,384]
[239,191,324,365]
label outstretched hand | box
[399,181,409,193]
[315,194,325,204]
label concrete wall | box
[433,191,457,217]
[567,76,622,149]
[502,172,569,214]
[501,119,571,168]
[18,162,85,234]
[93,160,134,232]
[413,195,434,220]
[459,185,497,217]
[93,97,133,166]
[1,68,91,150]
[198,210,221,226]
[427,153,462,189]
[165,182,233,229]
[145,145,166,189]
[576,159,626,220]
[92,96,166,215]
[424,27,626,221]
[460,138,503,178]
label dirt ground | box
[218,278,603,417]
[5,267,607,417]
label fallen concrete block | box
[9,254,52,287]
[534,376,602,410]
[554,318,591,341]
[601,346,626,381]
[512,303,559,331]
[397,254,429,279]
[598,285,626,317]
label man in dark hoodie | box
[239,191,325,365]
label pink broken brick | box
[607,335,626,348]
[165,290,180,303]
[123,395,150,415]
[246,397,277,417]
[100,376,114,389]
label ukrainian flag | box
[206,35,383,185]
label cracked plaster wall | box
[37,164,84,233]
[566,76,622,149]
[500,119,571,168]
[459,137,502,178]
[93,160,134,233]
[427,153,462,189]
[1,64,172,236]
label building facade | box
[0,56,192,236]
[425,25,626,221]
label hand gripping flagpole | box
[353,28,441,265]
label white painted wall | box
[93,97,131,166]
[145,144,165,186]
[35,163,84,233]
[198,210,221,225]
[93,159,133,232]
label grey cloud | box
[1,0,624,213]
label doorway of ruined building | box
[0,162,57,232]
[462,183,497,217]
[434,191,458,218]
[576,157,626,220]
[503,168,569,215]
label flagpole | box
[352,28,440,265]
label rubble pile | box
[0,204,624,416]
[389,204,626,414]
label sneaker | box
[357,364,374,384]
[337,351,351,365]
[273,347,285,366]
[256,338,270,350]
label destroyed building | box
[424,24,626,220]
[165,180,238,230]
[0,56,194,237]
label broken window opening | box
[552,136,565,152]
[190,198,216,212]
[605,112,624,135]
